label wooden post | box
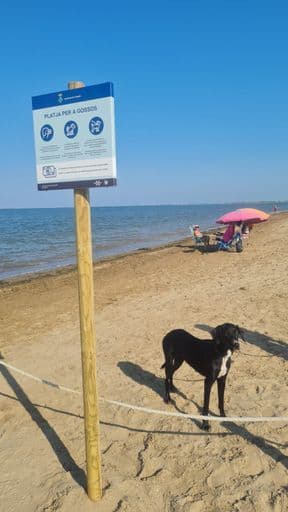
[69,81,102,501]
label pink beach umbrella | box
[216,208,270,225]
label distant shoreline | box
[0,235,192,289]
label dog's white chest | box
[218,350,232,378]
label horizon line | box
[0,199,285,211]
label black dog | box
[161,323,244,430]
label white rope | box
[0,360,81,395]
[101,398,288,423]
[0,360,287,423]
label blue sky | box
[1,0,287,208]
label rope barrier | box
[0,360,287,423]
[0,360,81,395]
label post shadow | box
[0,390,83,419]
[195,323,288,360]
[0,365,86,490]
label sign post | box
[69,80,101,501]
[74,184,102,501]
[32,80,117,501]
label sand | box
[0,212,287,512]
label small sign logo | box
[89,116,104,135]
[40,124,54,142]
[42,165,57,178]
[58,93,64,104]
[64,120,78,139]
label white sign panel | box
[32,82,117,190]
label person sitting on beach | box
[191,225,210,246]
[242,223,250,239]
[193,225,202,240]
[234,222,243,236]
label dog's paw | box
[200,420,211,432]
[163,396,171,404]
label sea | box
[0,201,287,281]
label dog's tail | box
[160,362,166,369]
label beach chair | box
[189,225,210,246]
[216,225,243,252]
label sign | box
[32,82,117,190]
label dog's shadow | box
[117,361,164,399]
[195,323,288,360]
[117,361,204,429]
[117,361,202,400]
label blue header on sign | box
[32,82,114,110]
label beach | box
[0,212,287,511]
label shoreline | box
[0,205,282,287]
[0,230,218,290]
[0,217,245,290]
[0,238,188,289]
[0,212,281,290]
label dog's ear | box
[211,325,225,343]
[211,327,216,339]
[237,326,245,341]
